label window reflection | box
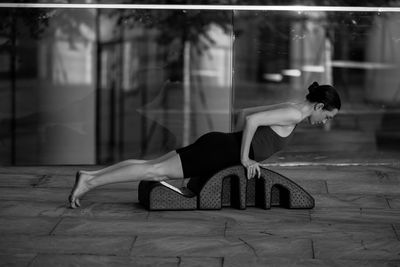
[1,5,400,165]
[97,9,232,163]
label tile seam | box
[391,224,399,241]
[48,217,64,236]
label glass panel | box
[0,8,13,165]
[97,8,233,163]
[2,4,400,165]
[233,10,400,161]
[2,7,97,164]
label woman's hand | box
[241,158,261,180]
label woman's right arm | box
[240,107,302,179]
[235,104,285,131]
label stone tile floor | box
[0,163,400,266]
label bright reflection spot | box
[302,65,325,73]
[282,69,301,77]
[263,73,283,82]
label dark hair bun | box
[306,81,341,111]
[308,81,319,93]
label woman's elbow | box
[245,116,258,129]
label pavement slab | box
[313,194,389,208]
[30,254,179,267]
[131,236,312,258]
[147,208,311,225]
[0,187,76,203]
[223,256,400,267]
[179,256,222,267]
[292,180,327,194]
[314,238,400,260]
[0,173,43,187]
[225,221,397,240]
[52,217,225,237]
[0,253,37,267]
[387,196,400,209]
[0,187,137,205]
[131,236,252,257]
[0,216,60,235]
[311,207,400,224]
[273,165,400,182]
[37,174,141,190]
[0,200,67,217]
[63,202,148,219]
[392,224,400,241]
[0,165,399,264]
[0,235,134,256]
[272,166,378,182]
[326,180,400,195]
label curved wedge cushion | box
[138,181,197,210]
[187,166,247,210]
[253,168,315,209]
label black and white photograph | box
[0,1,399,266]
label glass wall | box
[0,7,97,165]
[97,8,233,163]
[0,5,233,165]
[0,3,399,165]
[233,9,400,162]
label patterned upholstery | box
[138,167,314,210]
[138,181,197,210]
[252,168,315,209]
[247,177,291,207]
[187,165,247,210]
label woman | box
[68,82,341,209]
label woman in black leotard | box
[68,82,341,208]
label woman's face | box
[308,104,339,125]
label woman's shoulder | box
[267,103,303,123]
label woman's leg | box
[68,152,184,208]
[84,151,177,176]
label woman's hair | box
[306,81,341,111]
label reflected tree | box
[0,5,95,164]
[110,1,232,82]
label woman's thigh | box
[147,151,177,164]
[153,154,184,179]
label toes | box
[68,195,79,209]
[68,199,80,209]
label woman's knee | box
[140,163,166,180]
[126,159,146,164]
[145,156,183,180]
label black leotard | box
[176,126,296,178]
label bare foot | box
[68,171,93,209]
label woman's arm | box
[235,104,290,131]
[240,107,302,179]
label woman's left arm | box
[240,107,302,179]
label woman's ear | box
[314,103,324,110]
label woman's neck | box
[293,100,314,120]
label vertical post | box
[324,30,333,131]
[230,10,235,132]
[324,33,333,85]
[118,23,125,161]
[10,12,16,165]
[183,41,191,146]
[95,8,101,164]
